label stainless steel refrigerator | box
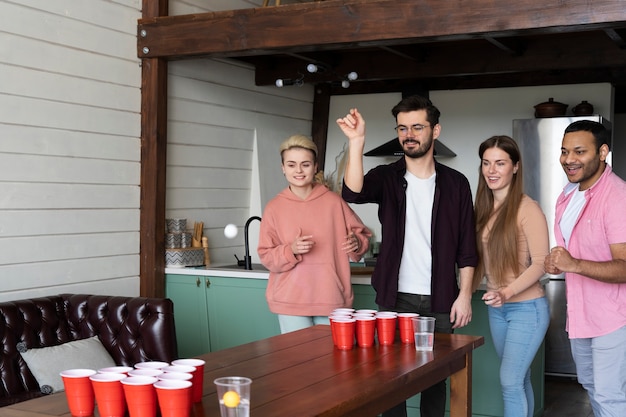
[513,115,612,377]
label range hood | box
[364,138,456,158]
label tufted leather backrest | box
[0,294,178,406]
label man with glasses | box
[337,95,477,417]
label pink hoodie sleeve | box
[257,212,302,273]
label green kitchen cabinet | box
[205,276,280,351]
[352,282,378,310]
[165,274,280,357]
[351,284,545,417]
[166,274,211,358]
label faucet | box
[243,216,261,270]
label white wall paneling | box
[0,0,142,301]
[166,57,313,266]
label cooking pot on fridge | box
[572,100,594,116]
[534,98,568,118]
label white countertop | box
[165,264,372,285]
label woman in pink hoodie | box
[258,134,372,333]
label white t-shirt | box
[398,171,435,295]
[560,187,586,248]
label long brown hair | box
[473,135,524,290]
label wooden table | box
[5,325,483,417]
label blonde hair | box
[279,134,318,163]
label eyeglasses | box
[395,124,431,136]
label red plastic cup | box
[90,372,126,417]
[154,379,193,417]
[172,358,205,403]
[355,316,376,347]
[328,316,336,346]
[60,369,97,417]
[329,313,352,319]
[376,316,397,345]
[397,313,419,344]
[121,376,158,417]
[332,318,356,350]
[158,371,193,381]
[162,363,195,403]
[332,308,355,315]
[134,361,169,370]
[128,368,163,378]
[162,365,196,374]
[328,314,350,346]
[98,366,133,375]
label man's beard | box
[402,136,434,159]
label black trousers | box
[380,293,453,417]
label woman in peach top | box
[473,135,550,417]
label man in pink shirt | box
[545,120,626,417]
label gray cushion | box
[19,336,116,393]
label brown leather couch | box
[0,293,178,406]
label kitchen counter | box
[165,264,372,285]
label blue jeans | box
[277,314,330,334]
[570,325,626,417]
[488,297,549,417]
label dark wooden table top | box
[5,325,483,417]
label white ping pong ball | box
[224,224,238,239]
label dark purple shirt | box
[342,158,477,312]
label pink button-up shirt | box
[554,164,626,339]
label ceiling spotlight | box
[306,63,319,73]
[306,63,329,73]
[341,80,350,89]
[347,71,358,81]
[275,77,304,88]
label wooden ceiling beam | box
[137,0,626,60]
[248,31,626,85]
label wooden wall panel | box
[0,0,142,301]
[0,2,137,60]
[0,256,139,293]
[165,57,313,266]
[10,0,141,34]
[0,155,139,184]
[0,125,139,160]
[0,184,139,209]
[0,209,139,236]
[0,0,312,301]
[1,64,139,112]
